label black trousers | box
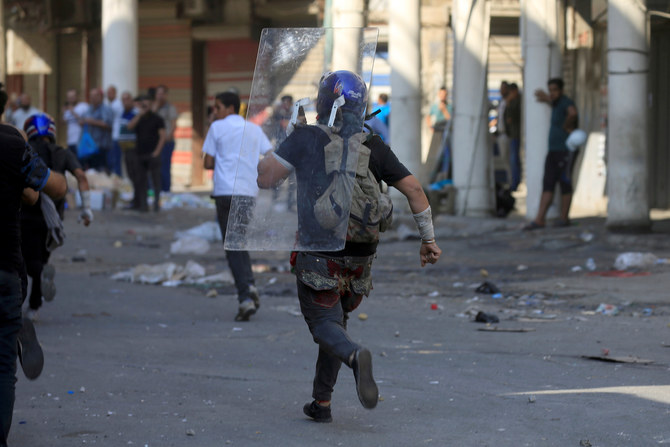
[297,280,363,402]
[135,154,162,211]
[0,270,22,447]
[20,219,50,311]
[214,196,256,302]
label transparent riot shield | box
[224,27,378,252]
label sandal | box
[522,221,545,231]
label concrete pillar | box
[451,0,493,216]
[389,0,422,182]
[102,0,138,95]
[606,0,650,231]
[521,0,562,220]
[331,0,364,72]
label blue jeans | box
[0,270,22,447]
[160,141,175,192]
[107,141,123,177]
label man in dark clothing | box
[0,118,67,447]
[257,70,442,422]
[127,95,166,212]
[525,78,579,230]
[21,113,93,321]
[504,83,522,192]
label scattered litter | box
[111,261,223,286]
[186,429,196,436]
[232,327,243,332]
[358,313,368,321]
[585,258,596,271]
[175,222,222,243]
[475,281,500,294]
[582,355,653,364]
[474,311,499,324]
[480,269,489,277]
[491,293,503,299]
[394,331,400,337]
[206,289,218,298]
[595,303,620,316]
[429,381,439,385]
[580,440,592,447]
[528,395,536,403]
[614,252,658,270]
[579,232,594,242]
[252,264,273,273]
[452,282,464,288]
[428,290,440,297]
[113,240,123,248]
[477,327,535,333]
[516,264,528,271]
[268,277,278,285]
[170,236,210,255]
[430,303,438,310]
[571,265,583,272]
[161,193,214,210]
[72,249,87,262]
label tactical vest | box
[313,125,393,244]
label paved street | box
[10,203,670,446]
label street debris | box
[174,221,222,243]
[594,303,620,316]
[110,261,233,287]
[170,236,211,255]
[516,264,528,271]
[582,355,653,364]
[358,313,368,321]
[614,252,658,270]
[474,311,499,323]
[475,281,500,294]
[161,193,215,210]
[579,231,594,242]
[585,258,596,271]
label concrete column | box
[451,0,493,216]
[331,0,364,72]
[102,0,138,95]
[606,0,650,231]
[389,0,422,182]
[521,0,562,219]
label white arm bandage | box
[413,206,435,243]
[80,190,91,210]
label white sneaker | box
[235,298,257,322]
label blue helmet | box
[24,113,56,142]
[316,70,368,121]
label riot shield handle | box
[291,97,310,125]
[328,95,345,128]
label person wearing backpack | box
[257,70,442,422]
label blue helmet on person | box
[316,70,368,121]
[24,113,56,142]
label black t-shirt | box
[135,112,165,155]
[275,126,410,256]
[0,124,51,273]
[22,139,82,221]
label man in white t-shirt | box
[62,89,89,156]
[203,91,272,322]
[106,85,124,176]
